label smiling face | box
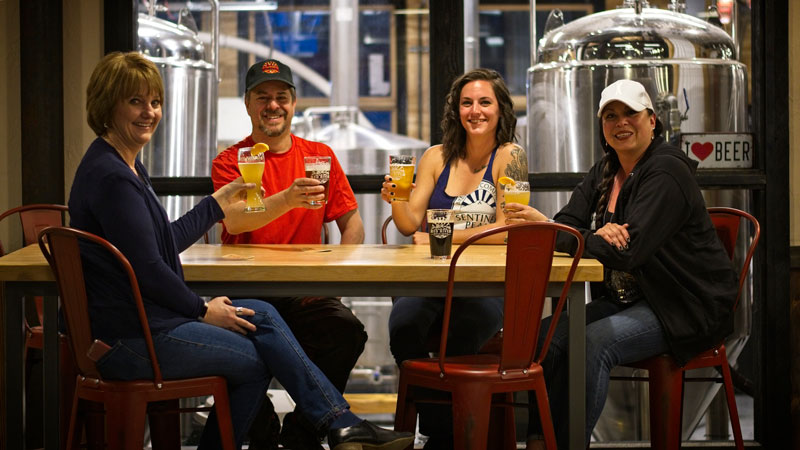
[108,87,162,151]
[458,80,500,140]
[600,101,656,157]
[245,80,296,140]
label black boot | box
[327,420,414,450]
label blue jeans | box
[528,297,669,448]
[96,300,350,450]
[389,295,504,438]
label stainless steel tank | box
[138,12,217,221]
[527,1,751,441]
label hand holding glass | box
[389,155,415,201]
[238,148,266,213]
[304,156,331,206]
[427,209,455,260]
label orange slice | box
[251,143,269,155]
[497,176,515,186]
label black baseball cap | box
[245,59,295,92]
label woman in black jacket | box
[505,79,738,449]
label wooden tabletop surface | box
[0,243,603,283]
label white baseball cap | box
[597,79,654,118]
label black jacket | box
[553,137,738,365]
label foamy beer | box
[304,156,331,206]
[389,155,415,201]
[504,181,531,206]
[427,209,455,260]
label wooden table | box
[1,243,602,450]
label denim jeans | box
[388,295,504,438]
[96,299,350,450]
[528,297,669,448]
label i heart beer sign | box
[680,132,753,168]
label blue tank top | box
[429,148,498,230]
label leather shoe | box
[327,420,414,450]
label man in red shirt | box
[212,59,367,450]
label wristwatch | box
[198,302,208,321]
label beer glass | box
[427,209,455,260]
[504,181,531,207]
[389,155,415,201]
[304,156,331,206]
[238,148,266,213]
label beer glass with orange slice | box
[499,176,530,207]
[238,143,268,212]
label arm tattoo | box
[504,145,529,181]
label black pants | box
[266,296,368,393]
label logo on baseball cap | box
[245,59,295,92]
[597,79,654,118]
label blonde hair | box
[86,51,164,136]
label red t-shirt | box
[211,135,358,244]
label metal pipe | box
[330,0,359,109]
[731,0,739,59]
[464,0,479,70]
[530,0,537,66]
[210,0,219,84]
[197,32,332,95]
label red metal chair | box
[0,204,77,448]
[394,222,585,450]
[623,207,759,449]
[0,204,69,355]
[38,226,236,450]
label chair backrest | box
[38,226,165,387]
[0,204,68,255]
[707,207,760,311]
[437,222,584,376]
[381,215,394,245]
[381,215,426,245]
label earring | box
[103,122,108,128]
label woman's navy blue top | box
[68,137,223,341]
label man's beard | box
[258,115,288,137]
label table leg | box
[43,294,60,449]
[567,282,587,450]
[3,282,25,450]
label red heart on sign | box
[691,142,713,161]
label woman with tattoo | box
[380,68,527,449]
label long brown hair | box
[593,111,663,229]
[440,68,516,166]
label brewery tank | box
[138,12,217,220]
[527,1,751,441]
